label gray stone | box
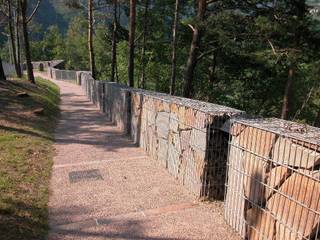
[158,138,168,168]
[169,113,179,132]
[183,150,202,196]
[180,130,191,151]
[156,112,170,139]
[167,144,180,178]
[190,129,207,152]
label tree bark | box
[88,0,96,79]
[16,3,22,72]
[280,0,305,120]
[281,66,294,119]
[8,0,22,78]
[209,52,217,84]
[170,0,179,95]
[183,0,206,98]
[128,0,136,87]
[111,0,118,82]
[20,0,35,84]
[139,0,149,89]
[0,55,6,81]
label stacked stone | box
[108,83,130,133]
[131,90,243,199]
[225,118,320,240]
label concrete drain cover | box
[69,169,103,183]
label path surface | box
[37,73,240,240]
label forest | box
[0,0,320,126]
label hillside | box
[32,0,79,33]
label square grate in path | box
[69,169,103,183]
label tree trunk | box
[170,0,180,95]
[8,0,22,78]
[16,4,22,72]
[209,52,217,84]
[111,0,118,82]
[0,55,6,81]
[139,0,149,89]
[280,0,305,120]
[128,0,136,87]
[88,0,96,79]
[281,66,294,119]
[183,0,206,98]
[20,0,35,84]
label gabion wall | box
[41,60,320,239]
[225,118,320,240]
[78,75,244,199]
[129,89,243,199]
[1,61,16,76]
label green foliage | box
[64,15,89,70]
[14,0,320,126]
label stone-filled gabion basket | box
[225,118,320,240]
[130,90,243,199]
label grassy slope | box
[0,77,60,240]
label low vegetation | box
[0,77,60,240]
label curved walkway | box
[36,73,240,240]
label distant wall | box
[46,61,78,82]
[2,61,16,76]
[32,60,64,71]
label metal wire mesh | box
[54,69,77,81]
[130,92,242,199]
[224,118,320,240]
[2,61,16,76]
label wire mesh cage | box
[54,69,77,81]
[130,90,243,199]
[225,118,320,240]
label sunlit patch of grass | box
[0,77,60,240]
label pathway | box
[37,73,240,240]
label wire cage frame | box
[224,118,320,240]
[131,91,243,199]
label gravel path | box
[36,73,240,240]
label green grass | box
[0,77,60,240]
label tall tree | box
[183,0,206,98]
[111,0,117,82]
[0,55,6,81]
[170,0,180,95]
[7,0,22,78]
[280,0,306,120]
[128,0,136,87]
[88,0,96,79]
[139,0,149,88]
[19,0,41,84]
[15,1,22,73]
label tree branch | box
[267,39,277,56]
[134,31,143,43]
[187,24,196,32]
[26,0,41,23]
[196,46,223,63]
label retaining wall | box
[79,73,244,199]
[1,61,16,76]
[37,60,320,239]
[32,60,64,70]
